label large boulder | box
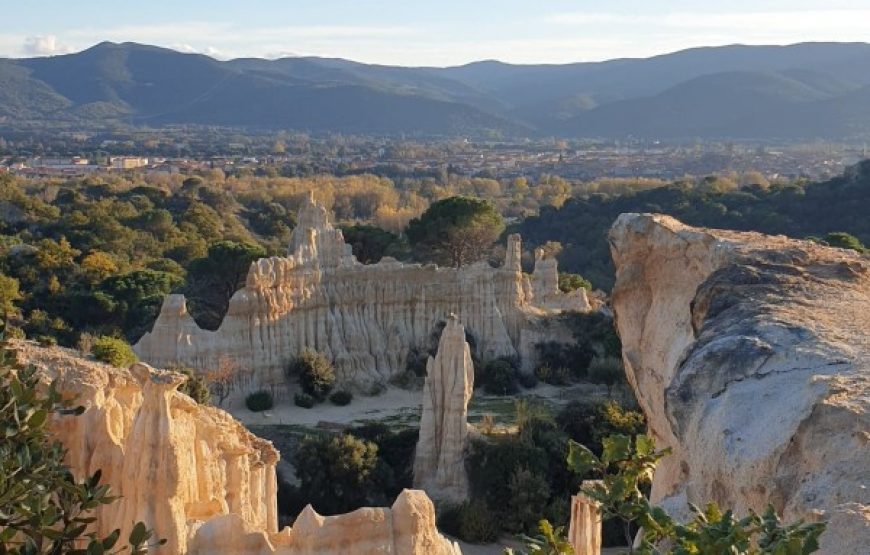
[609,213,869,554]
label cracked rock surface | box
[609,213,869,554]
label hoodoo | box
[608,213,870,554]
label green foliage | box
[557,400,645,457]
[482,357,519,395]
[245,390,274,412]
[340,224,407,263]
[292,433,386,515]
[468,438,549,512]
[294,392,315,409]
[406,196,505,267]
[91,336,137,368]
[444,500,500,544]
[172,366,210,404]
[567,434,826,554]
[557,273,592,293]
[347,423,418,491]
[0,340,163,554]
[329,390,353,406]
[0,272,21,322]
[518,371,539,389]
[185,241,266,330]
[506,520,574,555]
[507,468,552,533]
[587,356,626,393]
[820,231,866,253]
[287,350,336,401]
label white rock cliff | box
[609,214,869,554]
[134,193,587,391]
[13,341,460,555]
[413,315,474,503]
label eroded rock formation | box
[568,483,602,555]
[413,315,474,503]
[134,193,586,392]
[13,341,460,555]
[609,213,869,554]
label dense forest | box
[520,160,870,288]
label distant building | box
[110,156,149,170]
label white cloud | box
[22,35,73,56]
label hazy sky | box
[6,0,870,66]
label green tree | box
[341,224,405,264]
[292,434,383,515]
[185,241,266,329]
[287,350,336,401]
[91,336,138,368]
[406,196,505,267]
[0,273,22,323]
[821,231,865,253]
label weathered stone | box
[568,481,602,555]
[413,315,474,503]
[135,194,586,393]
[609,213,870,554]
[13,341,461,555]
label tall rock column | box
[568,482,602,555]
[413,314,474,504]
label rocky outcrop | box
[568,483,602,555]
[609,214,869,554]
[13,341,460,555]
[134,193,586,392]
[413,315,474,503]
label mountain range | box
[3,41,870,139]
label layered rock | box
[413,315,474,503]
[13,341,461,555]
[135,194,586,392]
[568,482,602,555]
[609,213,870,554]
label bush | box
[556,400,645,457]
[294,392,315,409]
[535,365,572,386]
[175,366,210,404]
[287,350,336,400]
[558,272,592,292]
[348,424,419,490]
[517,372,538,389]
[246,390,274,412]
[468,438,549,511]
[37,335,57,347]
[481,358,518,395]
[534,340,593,381]
[506,467,551,533]
[588,356,626,392]
[329,390,353,406]
[91,336,137,367]
[293,433,384,515]
[456,500,500,543]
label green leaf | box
[566,440,599,476]
[601,434,631,464]
[102,529,120,549]
[129,521,148,546]
[635,434,655,456]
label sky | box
[6,0,870,66]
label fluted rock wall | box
[609,213,869,554]
[413,315,474,503]
[13,341,461,555]
[135,194,586,391]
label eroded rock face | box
[13,342,461,555]
[134,194,585,392]
[413,315,474,503]
[609,214,870,554]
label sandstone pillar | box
[412,314,474,503]
[568,481,602,555]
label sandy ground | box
[229,382,612,430]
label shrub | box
[294,392,315,409]
[535,340,594,381]
[37,335,57,347]
[91,336,137,367]
[535,365,571,386]
[174,366,210,404]
[481,358,518,395]
[517,372,538,389]
[588,356,626,392]
[293,433,384,515]
[456,500,500,543]
[246,389,273,412]
[287,349,336,400]
[468,438,549,511]
[348,424,419,490]
[329,390,353,406]
[558,272,592,292]
[556,400,645,457]
[506,467,552,533]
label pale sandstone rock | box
[532,247,591,313]
[609,213,870,554]
[134,195,586,393]
[413,315,474,503]
[568,482,602,555]
[13,342,461,555]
